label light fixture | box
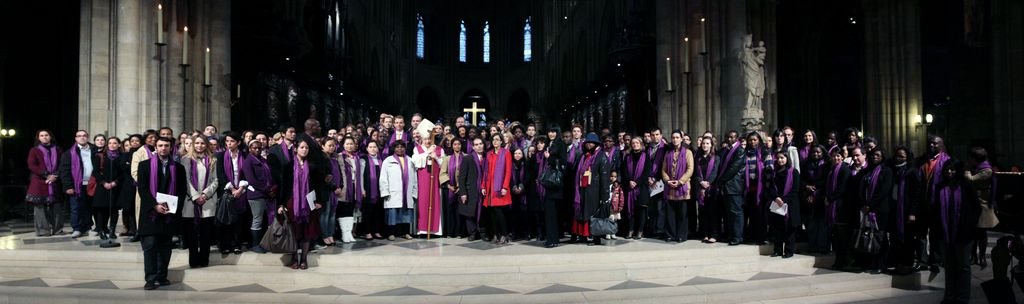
[915,113,934,127]
[0,129,6,136]
[925,114,933,124]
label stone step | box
[0,252,825,286]
[0,271,896,304]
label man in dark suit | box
[137,137,186,290]
[715,140,747,245]
[267,126,297,187]
[458,138,485,241]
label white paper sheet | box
[770,202,788,216]
[306,191,317,210]
[649,181,665,197]
[156,192,179,214]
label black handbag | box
[216,194,242,225]
[590,191,618,236]
[260,214,297,254]
[853,212,884,254]
[540,159,564,189]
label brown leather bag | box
[86,157,104,197]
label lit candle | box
[699,18,707,54]
[665,57,673,91]
[182,26,189,64]
[683,37,690,73]
[156,4,164,44]
[236,84,241,98]
[204,47,211,85]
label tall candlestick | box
[699,18,708,54]
[204,47,211,85]
[236,84,241,98]
[182,26,189,64]
[683,37,690,73]
[156,4,164,45]
[665,57,673,92]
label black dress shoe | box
[771,251,782,257]
[129,235,141,243]
[144,281,158,290]
[728,241,741,246]
[544,243,559,248]
[782,253,794,259]
[158,279,171,286]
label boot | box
[250,230,267,253]
[339,217,356,243]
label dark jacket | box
[137,158,186,236]
[216,150,248,197]
[117,150,139,209]
[620,150,653,208]
[693,152,720,202]
[573,150,611,222]
[765,165,802,228]
[858,164,894,231]
[58,144,101,194]
[892,163,923,234]
[92,152,123,208]
[242,154,274,201]
[823,162,851,224]
[716,147,748,196]
[456,153,482,217]
[266,143,292,188]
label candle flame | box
[158,4,162,10]
[684,37,689,42]
[206,47,210,52]
[701,18,705,22]
[184,26,188,32]
[666,57,670,61]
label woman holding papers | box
[182,136,220,268]
[278,140,324,270]
[766,151,800,258]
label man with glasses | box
[59,130,100,238]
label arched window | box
[483,21,491,63]
[458,20,467,63]
[416,14,425,59]
[523,17,532,62]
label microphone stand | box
[100,158,121,248]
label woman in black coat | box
[117,135,144,237]
[92,137,124,240]
[543,127,567,248]
[802,145,829,253]
[525,137,550,241]
[693,136,720,243]
[620,137,652,240]
[765,151,801,258]
[858,148,894,274]
[935,159,979,304]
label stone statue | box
[740,34,767,132]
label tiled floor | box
[0,219,1019,303]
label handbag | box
[590,188,618,236]
[260,214,297,254]
[86,157,103,197]
[979,202,1000,229]
[216,194,239,225]
[853,212,884,254]
[540,159,564,189]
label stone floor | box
[0,220,1018,303]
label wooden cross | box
[463,101,487,126]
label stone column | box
[78,0,114,136]
[721,0,749,134]
[862,0,924,153]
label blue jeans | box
[68,185,93,232]
[726,195,744,243]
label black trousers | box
[443,194,461,237]
[943,240,975,303]
[544,197,560,244]
[488,207,508,237]
[832,223,853,267]
[892,228,917,268]
[744,191,767,243]
[183,217,214,267]
[698,199,721,239]
[92,207,118,233]
[463,216,479,237]
[141,234,173,283]
[806,202,830,253]
[665,199,688,241]
[770,214,796,255]
[624,205,648,236]
[361,201,385,236]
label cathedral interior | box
[0,0,1022,180]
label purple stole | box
[896,170,908,237]
[107,150,121,161]
[38,145,59,198]
[328,155,342,209]
[649,141,666,175]
[744,149,765,206]
[625,152,646,214]
[696,154,715,206]
[864,165,883,203]
[343,152,364,207]
[939,184,962,243]
[535,153,547,200]
[605,146,618,163]
[447,152,463,204]
[397,155,412,208]
[387,131,410,155]
[799,145,811,161]
[489,149,509,203]
[69,145,85,197]
[927,152,951,204]
[666,148,690,198]
[720,142,743,175]
[149,156,178,223]
[367,154,381,201]
[573,148,601,215]
[826,163,843,226]
[292,159,312,223]
[569,142,581,165]
[512,161,526,208]
[779,166,795,222]
[189,156,211,222]
[472,153,486,223]
[279,143,292,163]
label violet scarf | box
[573,148,601,215]
[368,154,381,200]
[448,152,462,204]
[224,149,244,188]
[397,156,411,208]
[69,145,84,197]
[329,155,342,209]
[148,157,178,223]
[939,185,962,243]
[625,151,646,214]
[291,159,311,223]
[473,153,485,223]
[535,153,547,199]
[826,163,842,226]
[696,154,716,206]
[38,145,58,197]
[744,149,765,206]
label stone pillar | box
[721,0,748,134]
[991,0,1024,165]
[862,0,924,153]
[78,0,114,136]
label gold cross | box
[463,101,486,126]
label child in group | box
[607,171,625,240]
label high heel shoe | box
[290,254,300,269]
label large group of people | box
[24,114,997,302]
